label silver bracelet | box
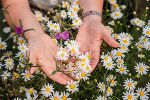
[82,10,102,18]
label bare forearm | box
[1,0,44,40]
[79,0,103,13]
[79,0,104,22]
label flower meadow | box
[0,0,150,100]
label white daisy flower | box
[66,80,79,92]
[15,51,26,61]
[121,5,126,9]
[47,21,53,30]
[0,40,7,50]
[120,37,131,46]
[108,20,115,26]
[4,62,14,70]
[113,49,125,59]
[60,10,67,18]
[108,77,117,87]
[120,45,129,52]
[17,36,26,44]
[19,86,26,93]
[34,10,43,16]
[1,70,11,80]
[116,58,124,65]
[106,87,113,96]
[97,82,106,92]
[123,78,136,91]
[82,64,92,73]
[70,4,79,12]
[57,47,69,61]
[136,88,149,100]
[62,1,70,8]
[96,95,107,100]
[106,74,114,81]
[135,62,148,75]
[122,91,136,100]
[116,65,129,75]
[142,25,150,37]
[52,23,60,32]
[67,10,78,19]
[79,54,90,63]
[103,60,114,70]
[110,11,123,20]
[3,27,11,33]
[67,42,80,56]
[41,83,54,97]
[21,70,34,82]
[4,58,14,64]
[35,14,43,21]
[143,41,150,51]
[72,17,82,28]
[145,82,150,92]
[4,51,13,57]
[138,54,145,59]
[25,88,38,99]
[77,71,89,81]
[76,61,87,69]
[2,19,6,23]
[50,91,61,100]
[101,54,112,63]
[108,0,117,4]
[18,44,29,53]
[60,92,71,100]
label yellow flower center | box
[123,40,128,44]
[75,20,78,23]
[19,40,23,43]
[117,52,122,56]
[37,16,41,20]
[61,53,65,57]
[104,57,108,61]
[21,47,25,50]
[71,13,74,16]
[146,31,150,34]
[113,4,118,8]
[13,72,19,77]
[86,66,89,70]
[136,20,140,23]
[73,7,78,11]
[54,96,59,100]
[109,53,113,57]
[128,95,132,99]
[26,74,30,78]
[115,13,119,16]
[120,67,124,71]
[139,91,144,96]
[101,85,105,89]
[128,83,132,87]
[138,45,142,48]
[107,63,111,66]
[88,54,91,59]
[71,48,75,52]
[139,67,143,71]
[81,72,86,77]
[122,46,126,50]
[107,88,111,92]
[54,25,58,29]
[81,63,85,67]
[7,59,11,62]
[28,89,34,93]
[0,44,4,48]
[62,96,67,100]
[45,88,50,92]
[69,84,75,89]
[4,74,7,77]
[20,54,24,58]
[64,2,67,6]
[62,12,66,16]
[118,60,122,63]
[111,80,114,83]
[81,58,86,62]
[114,35,118,38]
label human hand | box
[76,16,120,71]
[27,33,73,85]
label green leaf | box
[23,29,35,33]
[52,70,57,75]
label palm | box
[76,20,120,71]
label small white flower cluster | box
[108,0,124,20]
[130,18,145,27]
[101,32,133,74]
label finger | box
[64,72,77,80]
[102,26,120,47]
[90,50,100,72]
[42,66,73,85]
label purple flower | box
[56,31,69,40]
[62,31,69,40]
[56,32,62,39]
[15,26,23,34]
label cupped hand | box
[76,16,120,71]
[27,33,73,84]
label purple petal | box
[62,31,69,40]
[15,26,23,34]
[56,33,62,39]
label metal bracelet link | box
[82,10,102,18]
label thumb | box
[102,26,120,47]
